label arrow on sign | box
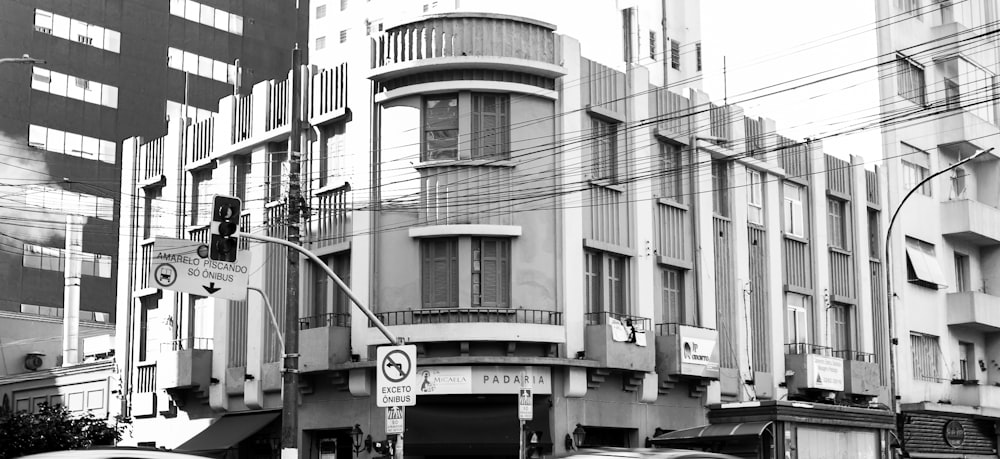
[203,282,221,294]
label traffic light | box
[210,195,242,262]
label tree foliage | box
[0,403,130,459]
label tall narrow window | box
[954,252,970,292]
[268,150,288,202]
[951,166,967,199]
[649,31,657,60]
[320,122,346,187]
[143,187,162,239]
[711,160,730,217]
[585,251,602,314]
[695,42,702,71]
[592,118,618,181]
[670,39,680,70]
[472,238,510,307]
[423,95,459,161]
[868,208,880,259]
[748,170,764,225]
[421,239,458,308]
[901,143,931,196]
[607,255,626,315]
[827,198,847,249]
[783,182,806,237]
[897,57,926,105]
[945,78,960,110]
[660,142,683,202]
[471,93,509,160]
[958,341,974,381]
[785,293,810,349]
[830,303,855,353]
[661,267,684,324]
[910,332,941,381]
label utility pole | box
[282,46,303,459]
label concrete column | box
[62,214,85,365]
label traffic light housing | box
[210,195,242,262]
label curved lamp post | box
[884,147,992,417]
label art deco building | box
[116,1,898,457]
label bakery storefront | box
[406,365,553,457]
[896,403,1000,458]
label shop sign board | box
[148,237,250,301]
[376,345,417,407]
[806,354,845,391]
[386,406,405,434]
[415,366,551,395]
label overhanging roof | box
[652,421,772,444]
[175,410,279,453]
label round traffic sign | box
[382,349,412,383]
[153,264,178,287]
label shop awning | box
[652,421,772,443]
[175,410,280,454]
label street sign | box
[376,345,417,407]
[518,387,532,420]
[386,406,405,434]
[148,237,251,301]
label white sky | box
[700,0,885,164]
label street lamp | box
[884,147,992,416]
[571,424,586,450]
[0,54,46,65]
[351,424,371,456]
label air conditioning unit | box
[24,352,45,371]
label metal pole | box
[518,420,525,459]
[281,46,303,459]
[249,287,284,350]
[883,147,989,420]
[243,233,399,344]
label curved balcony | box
[370,13,566,83]
[366,307,564,344]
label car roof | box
[16,447,211,459]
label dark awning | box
[652,421,772,444]
[175,410,280,453]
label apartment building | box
[116,2,898,458]
[875,0,1000,457]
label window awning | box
[651,421,772,444]
[175,410,279,454]
[905,239,947,288]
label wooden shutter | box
[423,239,457,308]
[477,238,509,307]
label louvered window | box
[472,238,509,307]
[422,239,458,308]
[471,94,509,159]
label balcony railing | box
[188,224,210,244]
[866,169,880,206]
[137,239,155,290]
[785,343,833,356]
[828,248,854,298]
[656,88,692,137]
[232,92,253,144]
[265,78,289,131]
[778,136,809,179]
[159,337,214,352]
[654,201,686,261]
[784,237,811,289]
[744,116,764,156]
[372,15,557,70]
[708,103,732,146]
[654,322,714,336]
[584,311,651,331]
[832,350,875,363]
[140,137,164,181]
[300,312,351,330]
[370,308,562,326]
[311,63,347,120]
[239,212,251,249]
[314,186,350,246]
[186,117,214,164]
[136,362,157,393]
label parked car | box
[561,447,742,459]
[16,447,211,459]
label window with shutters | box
[910,332,940,381]
[901,143,931,196]
[190,168,213,225]
[748,169,764,225]
[472,238,510,307]
[661,267,688,324]
[422,239,458,308]
[585,250,630,315]
[313,251,351,318]
[316,4,327,18]
[827,197,847,249]
[696,42,702,71]
[785,292,811,348]
[670,39,680,70]
[423,92,510,162]
[319,121,347,187]
[897,57,926,105]
[905,237,947,289]
[830,303,856,353]
[660,142,684,203]
[649,31,657,60]
[232,154,251,203]
[592,117,619,181]
[783,182,806,237]
[471,94,509,159]
[711,160,730,217]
